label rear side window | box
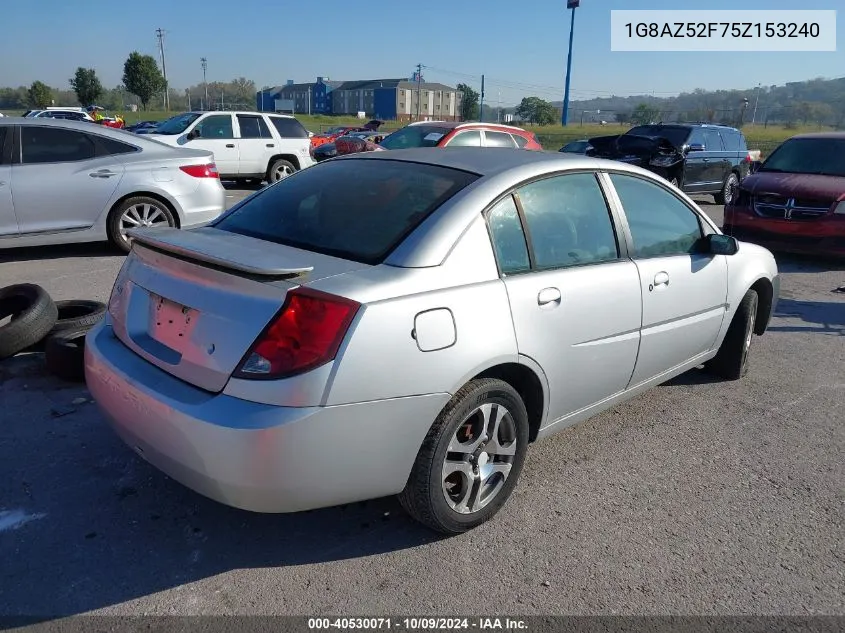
[719,129,740,152]
[445,130,482,147]
[486,195,530,275]
[269,116,309,139]
[21,127,95,164]
[95,135,139,156]
[237,115,272,139]
[512,134,528,149]
[214,159,479,265]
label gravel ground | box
[0,194,843,618]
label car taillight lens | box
[234,288,361,379]
[179,163,219,178]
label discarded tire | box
[49,300,107,336]
[0,283,58,359]
[44,327,89,382]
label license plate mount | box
[148,293,198,352]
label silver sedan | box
[85,148,780,534]
[0,118,226,252]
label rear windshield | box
[379,126,455,149]
[759,138,845,177]
[626,125,691,147]
[213,159,479,265]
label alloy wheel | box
[272,164,294,181]
[441,402,518,514]
[119,202,171,238]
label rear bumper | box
[84,321,450,513]
[724,205,845,257]
[175,181,227,229]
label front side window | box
[516,173,620,269]
[214,159,478,265]
[703,129,723,151]
[486,195,530,275]
[21,127,95,164]
[609,173,704,258]
[445,130,482,147]
[195,114,234,139]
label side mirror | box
[749,160,762,174]
[704,233,739,256]
[686,143,705,152]
[187,128,201,140]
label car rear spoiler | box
[126,227,314,278]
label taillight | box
[234,288,361,380]
[179,163,219,178]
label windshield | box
[759,138,845,177]
[379,126,455,150]
[324,127,349,135]
[626,125,691,147]
[213,159,479,265]
[154,112,201,135]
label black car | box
[312,142,338,162]
[587,123,751,205]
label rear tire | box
[715,172,739,205]
[44,328,89,382]
[107,196,176,254]
[0,283,58,359]
[705,289,758,380]
[398,378,529,534]
[267,159,296,184]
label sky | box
[1,0,843,106]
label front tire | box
[398,378,530,534]
[705,289,758,380]
[107,196,176,253]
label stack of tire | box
[0,283,106,382]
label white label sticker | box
[424,132,445,142]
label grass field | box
[3,108,835,154]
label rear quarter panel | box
[314,214,520,406]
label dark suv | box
[587,123,752,205]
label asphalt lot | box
[0,190,843,617]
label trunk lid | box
[107,226,369,393]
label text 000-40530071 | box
[609,10,836,52]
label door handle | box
[537,287,561,306]
[226,143,235,148]
[89,170,117,178]
[702,158,710,162]
[650,271,670,291]
[266,143,275,148]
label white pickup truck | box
[146,111,315,184]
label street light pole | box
[751,83,761,125]
[201,57,208,111]
[561,0,580,126]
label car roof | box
[1,116,168,142]
[407,120,528,133]
[185,110,297,118]
[786,131,845,140]
[335,146,636,177]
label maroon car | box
[723,132,845,258]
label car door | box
[0,126,17,237]
[11,125,125,235]
[184,114,239,177]
[488,172,642,425]
[235,114,273,176]
[703,128,729,187]
[682,127,708,191]
[606,172,728,387]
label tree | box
[630,103,660,125]
[456,83,479,121]
[69,67,103,107]
[27,81,53,108]
[122,52,165,110]
[515,97,557,125]
[231,77,256,105]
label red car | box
[373,121,542,152]
[310,120,383,149]
[723,132,845,258]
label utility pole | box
[479,75,485,122]
[156,28,169,111]
[186,90,190,110]
[751,83,761,125]
[497,90,501,123]
[201,57,208,111]
[562,0,580,126]
[416,63,422,121]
